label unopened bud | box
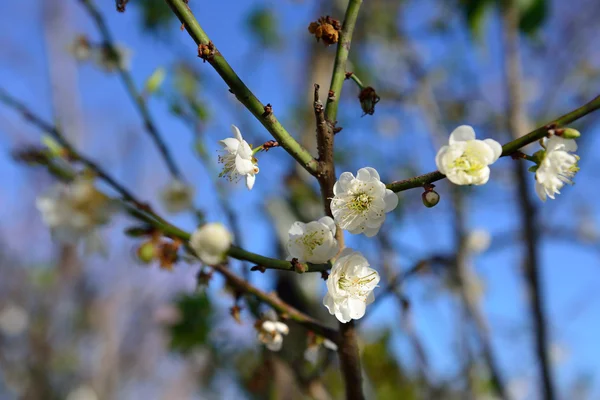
[422,190,440,208]
[358,87,380,116]
[561,128,581,139]
[137,241,156,264]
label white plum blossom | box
[435,125,502,186]
[323,248,380,323]
[257,320,289,352]
[189,223,232,265]
[160,179,195,214]
[304,334,338,365]
[36,177,116,254]
[535,136,579,202]
[330,167,398,237]
[218,125,259,190]
[286,217,338,264]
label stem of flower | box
[385,93,600,193]
[163,0,319,176]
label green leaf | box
[519,0,547,34]
[168,292,213,352]
[460,0,493,38]
[246,6,280,49]
[144,67,167,95]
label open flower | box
[257,320,289,352]
[160,179,194,214]
[435,125,502,186]
[36,177,116,254]
[330,167,398,237]
[218,125,259,190]
[189,223,232,265]
[286,217,338,264]
[323,248,380,323]
[535,136,579,202]
[304,333,338,364]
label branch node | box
[262,103,273,118]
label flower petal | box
[245,173,256,190]
[435,145,449,173]
[220,138,240,153]
[357,167,380,182]
[484,139,502,163]
[383,190,399,213]
[318,216,336,235]
[334,172,355,195]
[449,125,476,144]
[230,124,243,141]
[347,297,367,320]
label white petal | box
[347,297,367,320]
[288,221,306,236]
[357,167,380,182]
[535,182,547,202]
[220,137,240,153]
[435,145,449,173]
[449,125,476,144]
[235,156,255,175]
[274,322,289,335]
[266,335,283,351]
[484,139,503,163]
[383,190,399,213]
[245,173,256,190]
[334,172,355,195]
[323,339,338,351]
[323,292,336,315]
[230,124,243,141]
[238,140,253,159]
[318,216,336,235]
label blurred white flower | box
[189,223,232,265]
[465,229,491,254]
[286,216,338,264]
[435,125,502,185]
[68,35,92,61]
[36,177,116,255]
[304,333,338,365]
[65,385,98,400]
[535,136,579,202]
[331,167,398,237]
[323,248,379,323]
[218,125,259,190]
[94,44,131,72]
[0,304,28,337]
[160,179,194,214]
[257,320,289,352]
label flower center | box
[349,193,372,213]
[451,149,484,175]
[337,271,378,299]
[297,231,324,255]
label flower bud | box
[189,223,232,265]
[137,241,156,264]
[358,87,380,116]
[561,128,581,139]
[421,190,440,208]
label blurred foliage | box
[460,0,547,36]
[168,292,213,352]
[362,331,420,400]
[246,6,281,49]
[134,0,176,33]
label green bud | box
[144,67,166,95]
[137,242,156,264]
[532,149,545,164]
[561,128,581,139]
[41,134,64,157]
[422,190,440,208]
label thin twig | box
[501,2,555,398]
[80,0,183,179]
[163,0,319,175]
[385,93,600,193]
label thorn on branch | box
[197,41,216,62]
[328,120,343,135]
[262,103,273,118]
[250,265,267,273]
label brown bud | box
[290,258,306,274]
[197,41,216,62]
[230,305,243,324]
[358,87,380,116]
[308,21,320,34]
